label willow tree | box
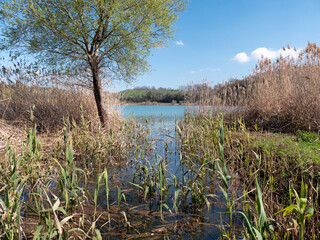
[0,0,187,126]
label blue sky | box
[116,0,320,91]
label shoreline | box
[119,101,184,106]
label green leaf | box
[60,215,75,226]
[95,172,103,206]
[103,168,109,211]
[129,182,144,190]
[33,225,43,240]
[56,207,67,216]
[255,179,267,229]
[162,203,172,214]
[52,198,60,211]
[281,204,297,217]
[204,196,211,211]
[300,178,306,198]
[238,211,257,240]
[94,229,102,240]
[253,227,263,240]
[144,186,149,200]
[305,206,314,218]
[67,141,74,165]
[300,197,307,211]
[219,185,228,201]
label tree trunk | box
[90,64,108,127]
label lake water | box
[122,105,185,179]
[122,105,185,130]
[122,105,186,119]
[117,105,236,240]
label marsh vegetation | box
[0,43,319,239]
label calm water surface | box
[117,105,234,240]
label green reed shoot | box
[22,106,43,181]
[27,181,82,239]
[55,137,86,211]
[276,179,314,240]
[103,168,110,212]
[94,171,103,218]
[239,179,274,240]
[0,145,26,239]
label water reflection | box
[117,105,237,239]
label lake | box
[115,105,238,239]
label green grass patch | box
[249,131,320,164]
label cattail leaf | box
[33,225,43,240]
[162,203,172,213]
[238,211,257,240]
[60,215,75,226]
[52,198,60,211]
[253,228,263,240]
[305,206,314,218]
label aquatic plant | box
[0,145,26,239]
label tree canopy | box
[0,0,187,125]
[0,0,186,81]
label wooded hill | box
[119,87,185,103]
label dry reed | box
[238,42,320,132]
[197,42,320,132]
[0,60,122,131]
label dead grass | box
[0,84,95,129]
[0,57,123,132]
[239,43,320,132]
[0,120,24,152]
[0,84,122,134]
[196,43,320,133]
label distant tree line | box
[120,87,185,103]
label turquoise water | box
[118,105,234,240]
[122,105,185,122]
[122,104,184,170]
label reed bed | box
[1,60,220,239]
[215,42,320,132]
[1,42,320,239]
[0,108,154,239]
[178,113,319,239]
[0,109,233,239]
[180,43,320,238]
[0,58,121,132]
[0,83,123,131]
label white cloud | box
[232,47,302,63]
[189,70,197,74]
[232,52,250,63]
[277,48,301,59]
[251,48,278,60]
[175,40,184,46]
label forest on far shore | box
[119,86,185,103]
